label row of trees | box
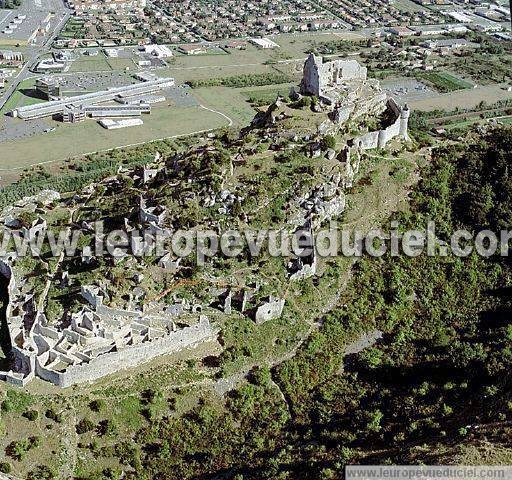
[187,72,291,89]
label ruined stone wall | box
[301,54,368,98]
[96,304,141,318]
[378,116,401,148]
[0,260,18,346]
[0,371,30,387]
[352,99,406,151]
[35,317,216,388]
[355,130,380,150]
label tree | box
[98,419,117,436]
[45,408,63,423]
[323,135,337,150]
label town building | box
[35,78,62,100]
[34,58,66,73]
[11,77,174,120]
[143,44,173,57]
[249,37,280,49]
[62,106,87,123]
[387,26,415,36]
[178,44,208,55]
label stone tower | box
[400,103,410,140]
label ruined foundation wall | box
[36,318,216,388]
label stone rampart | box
[351,98,408,152]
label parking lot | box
[52,71,138,92]
[381,78,438,105]
[0,6,47,43]
[0,115,52,143]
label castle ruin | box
[300,53,368,100]
[0,260,216,388]
[299,53,410,169]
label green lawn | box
[241,83,295,105]
[106,57,138,71]
[394,0,425,12]
[69,55,112,72]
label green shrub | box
[89,399,106,413]
[323,134,337,150]
[98,419,117,436]
[1,390,34,414]
[23,409,39,421]
[27,465,56,480]
[76,418,96,434]
[6,439,31,460]
[45,408,63,423]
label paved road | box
[0,0,72,113]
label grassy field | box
[0,78,43,115]
[153,33,362,84]
[158,62,282,83]
[273,31,366,56]
[193,86,257,126]
[68,54,112,72]
[105,57,138,71]
[240,83,295,105]
[394,0,425,12]
[0,39,28,47]
[0,105,229,169]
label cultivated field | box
[418,71,474,93]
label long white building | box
[11,77,175,120]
